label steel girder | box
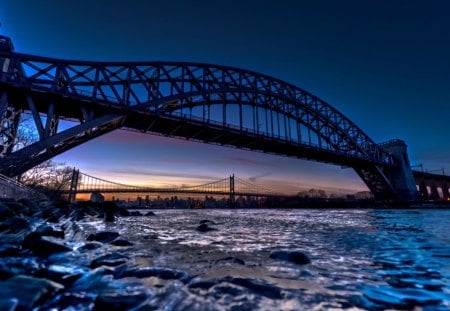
[0,49,397,197]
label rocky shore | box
[0,198,314,311]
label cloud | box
[248,172,271,183]
[110,167,220,180]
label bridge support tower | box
[380,139,418,200]
[229,174,235,206]
[68,168,79,202]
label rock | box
[79,242,103,251]
[111,239,134,246]
[4,201,26,215]
[90,253,129,269]
[94,290,148,311]
[0,275,64,310]
[188,279,217,290]
[199,219,216,225]
[0,244,20,257]
[196,223,217,232]
[129,211,142,216]
[39,292,95,311]
[269,250,311,265]
[116,267,187,280]
[35,224,65,239]
[144,211,156,216]
[38,264,84,286]
[22,235,72,257]
[0,202,15,220]
[216,256,245,265]
[104,210,115,222]
[0,298,18,311]
[87,231,120,243]
[17,198,41,216]
[0,217,30,234]
[225,277,284,299]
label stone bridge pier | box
[413,171,450,200]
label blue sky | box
[1,0,449,193]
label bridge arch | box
[0,36,416,199]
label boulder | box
[0,275,64,310]
[87,231,120,243]
[269,250,311,265]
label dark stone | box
[144,211,155,216]
[0,202,15,220]
[104,210,115,222]
[35,224,65,239]
[269,250,311,265]
[196,223,216,232]
[0,217,30,234]
[4,202,26,215]
[0,275,64,311]
[0,244,20,257]
[216,256,245,265]
[225,277,284,299]
[90,253,129,269]
[199,219,215,225]
[117,267,187,280]
[188,279,217,290]
[37,264,84,286]
[87,231,120,243]
[79,242,103,251]
[94,290,148,311]
[22,235,72,257]
[0,298,18,311]
[111,239,134,246]
[129,211,142,216]
[40,292,95,311]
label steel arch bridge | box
[0,35,417,200]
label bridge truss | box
[0,35,401,199]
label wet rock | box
[269,250,311,265]
[0,275,64,311]
[216,256,245,265]
[225,277,284,299]
[0,217,30,234]
[35,224,65,239]
[196,223,217,232]
[117,267,187,280]
[129,211,142,216]
[79,241,103,251]
[37,264,85,286]
[188,279,217,290]
[199,219,216,225]
[104,210,115,222]
[87,231,120,243]
[41,292,95,311]
[90,253,129,269]
[4,201,26,215]
[144,211,156,216]
[111,239,134,246]
[22,235,72,257]
[0,298,18,311]
[93,290,148,311]
[0,244,20,257]
[0,202,15,220]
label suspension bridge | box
[0,34,449,201]
[65,169,279,202]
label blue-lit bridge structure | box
[0,34,446,200]
[65,170,276,202]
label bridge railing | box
[0,173,47,201]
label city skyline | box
[1,0,449,194]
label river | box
[76,208,450,310]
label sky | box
[1,0,449,194]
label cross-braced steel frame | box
[0,35,398,199]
